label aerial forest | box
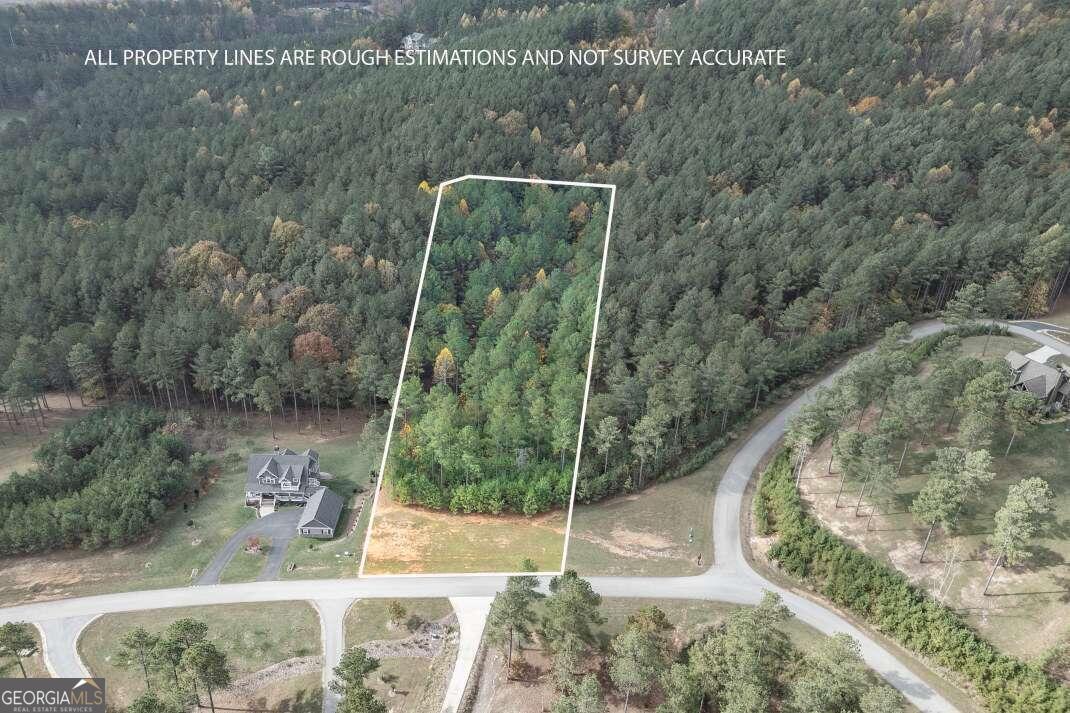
[2,0,1070,521]
[390,180,608,514]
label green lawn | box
[344,598,453,647]
[0,410,378,606]
[79,601,321,707]
[957,333,1039,360]
[280,428,383,579]
[219,542,271,583]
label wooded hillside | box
[390,180,608,514]
[1,0,1069,507]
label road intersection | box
[5,321,1064,713]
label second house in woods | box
[1005,348,1070,413]
[246,447,344,538]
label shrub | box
[758,451,1070,713]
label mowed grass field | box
[0,408,376,605]
[344,598,455,712]
[79,602,321,707]
[565,388,793,577]
[219,540,272,583]
[797,335,1070,659]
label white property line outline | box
[358,174,617,578]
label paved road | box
[313,598,355,713]
[35,616,96,677]
[196,507,301,585]
[5,321,1067,712]
[443,597,493,713]
[1012,319,1069,344]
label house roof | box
[1005,351,1030,371]
[246,452,316,494]
[1025,346,1061,364]
[1013,361,1066,399]
[299,487,345,530]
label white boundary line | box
[358,174,616,578]
[560,182,615,572]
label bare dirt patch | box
[363,486,567,574]
[573,526,685,562]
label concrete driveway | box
[196,507,302,585]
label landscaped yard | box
[279,425,382,580]
[79,601,321,708]
[0,408,376,605]
[796,335,1070,660]
[219,541,272,583]
[343,599,455,712]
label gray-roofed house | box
[401,32,435,50]
[298,487,345,538]
[245,447,323,507]
[1005,350,1070,412]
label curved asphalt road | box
[4,321,1066,712]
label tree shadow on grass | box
[983,568,1070,599]
[867,524,921,533]
[1027,545,1067,569]
[1044,517,1070,540]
